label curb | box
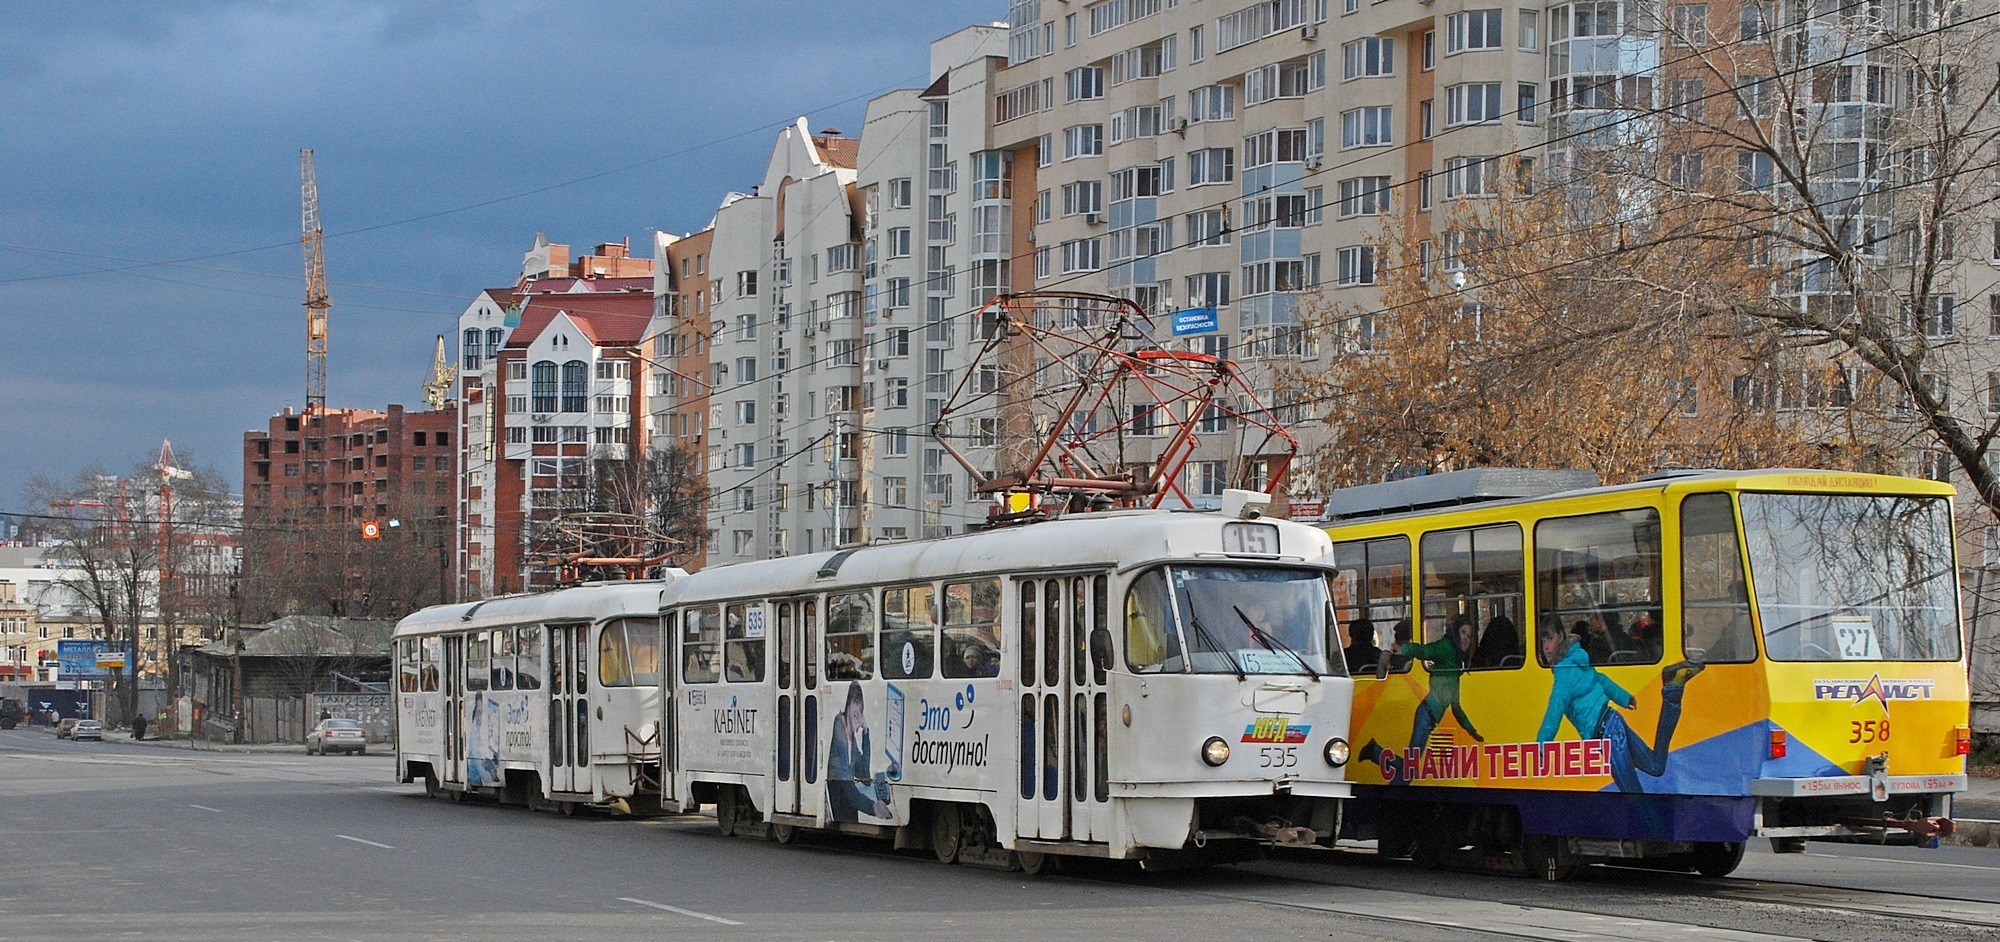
[1946,818,1999,848]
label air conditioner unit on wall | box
[1085,212,1103,225]
[1301,24,1319,40]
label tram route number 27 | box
[1849,719,1890,743]
[1259,746,1299,767]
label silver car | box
[71,719,104,741]
[306,718,367,756]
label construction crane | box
[421,333,456,409]
[301,149,330,415]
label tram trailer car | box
[393,578,682,813]
[1324,469,1971,879]
[666,499,1355,870]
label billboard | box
[56,639,131,680]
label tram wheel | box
[1013,850,1053,876]
[1523,834,1578,882]
[423,774,441,799]
[931,804,964,864]
[1690,841,1745,878]
[771,823,798,845]
[716,788,741,837]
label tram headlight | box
[1200,736,1232,767]
[1323,737,1351,768]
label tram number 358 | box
[1849,719,1890,743]
[1259,746,1300,767]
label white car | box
[306,718,367,756]
[71,719,104,742]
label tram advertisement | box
[822,678,998,824]
[466,690,533,787]
[1352,650,1967,794]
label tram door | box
[443,635,464,786]
[548,623,590,794]
[773,598,822,820]
[1017,575,1110,843]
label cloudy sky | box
[0,0,1000,512]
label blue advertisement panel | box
[56,639,127,680]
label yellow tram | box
[1324,468,1972,878]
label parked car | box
[55,717,81,739]
[305,718,367,756]
[71,719,104,742]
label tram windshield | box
[1126,565,1341,676]
[1740,493,1960,662]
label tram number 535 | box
[1259,746,1299,767]
[1849,719,1890,743]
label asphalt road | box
[3,729,1997,942]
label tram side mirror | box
[1089,627,1114,673]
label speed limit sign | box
[361,520,382,540]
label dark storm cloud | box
[0,0,997,511]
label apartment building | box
[241,404,455,616]
[455,239,657,594]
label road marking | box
[189,804,225,813]
[1804,852,2000,872]
[618,897,743,925]
[337,835,394,849]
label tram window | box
[516,625,543,689]
[1020,581,1039,684]
[681,607,722,684]
[399,639,420,692]
[1332,536,1413,675]
[825,591,875,680]
[942,579,1002,679]
[1091,576,1109,683]
[1419,524,1526,672]
[1679,493,1756,663]
[600,618,654,687]
[421,637,441,691]
[1125,569,1181,672]
[1534,509,1663,667]
[1042,580,1062,687]
[803,599,819,688]
[490,629,515,690]
[881,585,937,680]
[467,631,490,692]
[1071,576,1089,686]
[724,603,765,682]
[777,603,794,688]
[1740,492,1959,662]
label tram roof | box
[391,576,684,639]
[663,509,1334,603]
[1324,467,1955,526]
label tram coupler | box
[1231,816,1318,845]
[1842,814,1954,839]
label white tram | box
[392,578,682,812]
[666,502,1355,868]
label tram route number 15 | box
[1849,719,1890,743]
[1259,746,1300,767]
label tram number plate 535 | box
[1259,746,1299,767]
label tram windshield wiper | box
[1234,604,1319,681]
[1185,611,1245,681]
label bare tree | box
[28,452,233,725]
[1616,1,2000,507]
[1284,190,1827,488]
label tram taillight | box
[1955,725,1973,756]
[1768,729,1788,759]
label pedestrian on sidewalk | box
[133,712,147,740]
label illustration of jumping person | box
[1400,613,1484,750]
[1537,619,1705,792]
